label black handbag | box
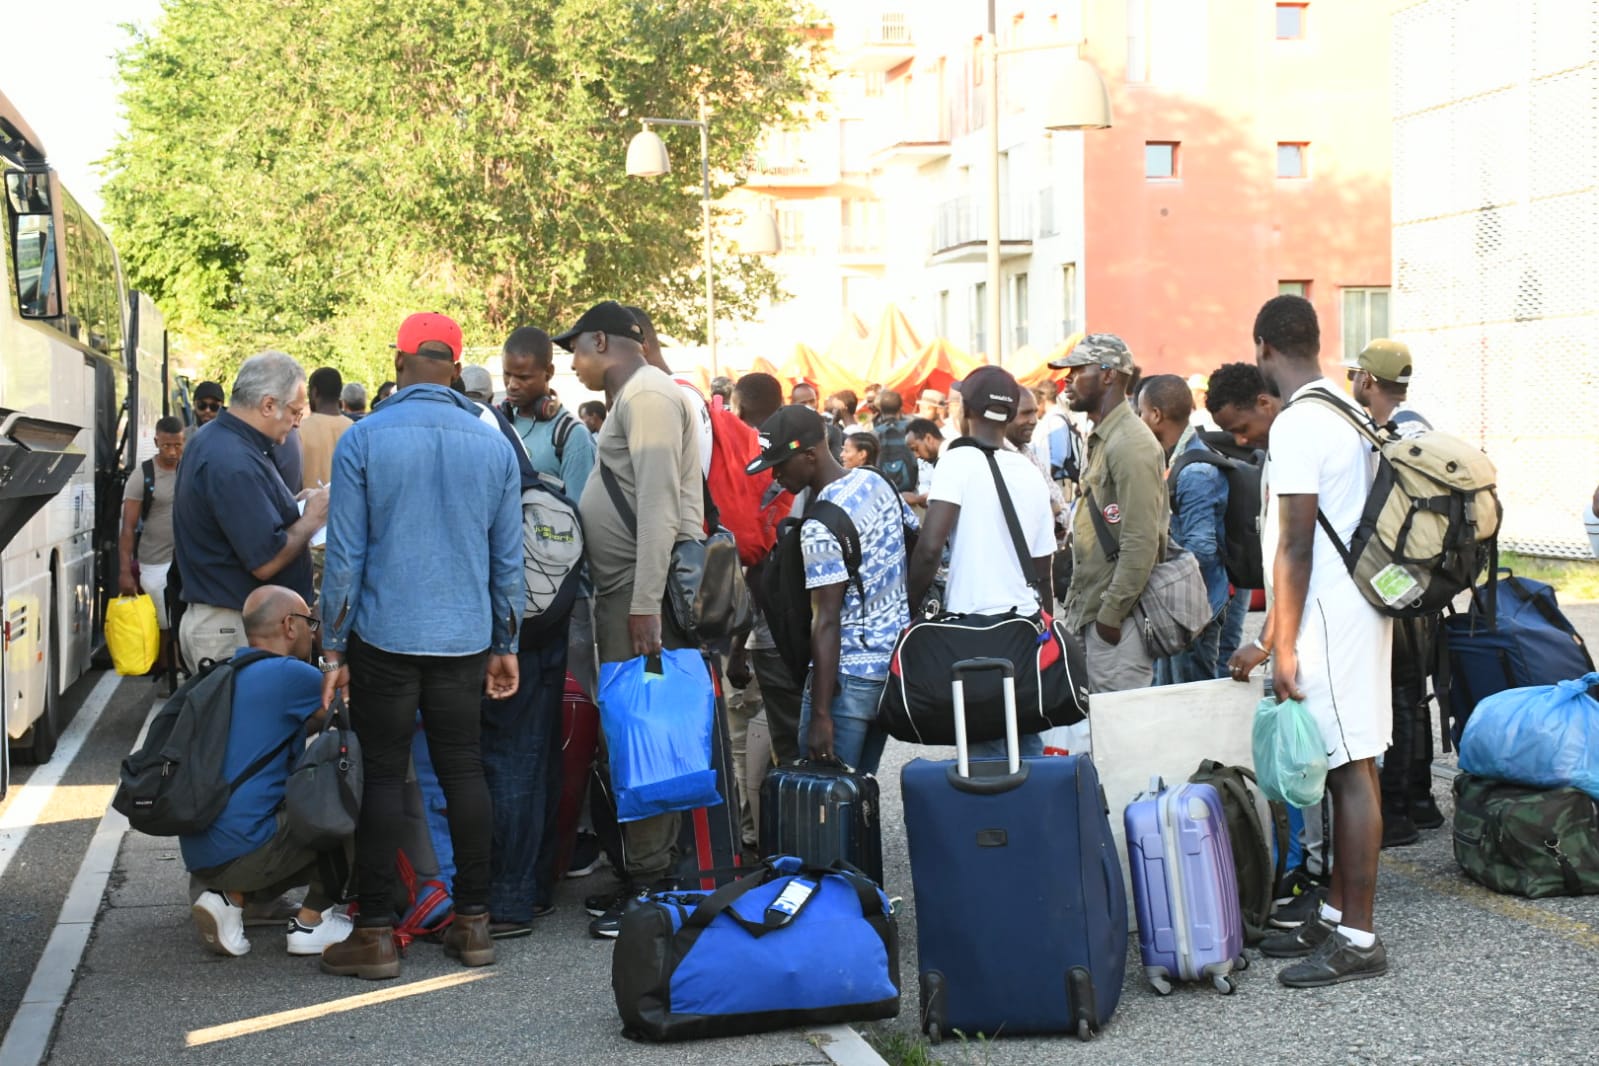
[284,699,362,850]
[600,461,751,643]
[877,443,1088,745]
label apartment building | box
[731,1,1391,381]
[1390,0,1599,558]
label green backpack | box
[1452,773,1599,898]
[1190,760,1289,944]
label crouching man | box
[181,585,352,959]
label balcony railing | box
[929,196,1034,258]
[838,12,916,72]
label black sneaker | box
[1411,795,1445,830]
[1269,883,1328,929]
[1382,810,1421,849]
[584,883,637,918]
[1260,916,1334,958]
[587,889,649,940]
[1277,931,1388,988]
[1273,863,1329,908]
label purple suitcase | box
[1124,777,1246,996]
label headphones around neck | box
[503,394,561,423]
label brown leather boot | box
[442,912,495,967]
[319,924,400,980]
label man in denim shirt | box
[1136,374,1230,683]
[318,312,524,980]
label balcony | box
[928,196,1034,264]
[836,12,916,72]
[745,130,842,190]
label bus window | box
[5,170,60,318]
[60,192,121,355]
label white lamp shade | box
[626,129,672,177]
[732,209,781,255]
[1043,56,1113,131]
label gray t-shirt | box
[123,461,178,565]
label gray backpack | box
[521,475,585,640]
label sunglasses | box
[286,612,321,632]
[195,401,221,412]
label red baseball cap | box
[394,312,463,360]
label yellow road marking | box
[1382,854,1599,951]
[185,970,493,1047]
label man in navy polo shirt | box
[173,351,328,672]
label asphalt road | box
[2,604,1596,1065]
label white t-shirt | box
[671,375,714,478]
[1262,380,1377,598]
[929,444,1055,615]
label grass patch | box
[1500,552,1599,603]
[866,1028,936,1066]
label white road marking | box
[0,673,123,883]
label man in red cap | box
[318,312,525,979]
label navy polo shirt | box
[173,411,313,609]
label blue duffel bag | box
[1459,671,1599,801]
[612,856,901,1041]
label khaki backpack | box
[1291,390,1501,618]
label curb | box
[809,1024,891,1066]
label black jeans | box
[348,633,492,924]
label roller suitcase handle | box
[951,657,1022,780]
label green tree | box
[104,0,821,387]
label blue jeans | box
[1215,586,1252,679]
[1154,609,1225,686]
[481,631,568,921]
[970,733,1045,759]
[798,672,888,776]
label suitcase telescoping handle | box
[951,657,1021,779]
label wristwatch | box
[317,656,343,674]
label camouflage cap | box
[1049,332,1136,372]
[1343,338,1413,384]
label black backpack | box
[873,419,917,494]
[1167,431,1265,590]
[757,469,917,685]
[113,649,286,836]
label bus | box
[1,91,168,797]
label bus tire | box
[25,579,61,765]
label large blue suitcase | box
[1440,569,1595,748]
[902,658,1127,1042]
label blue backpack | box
[874,418,917,493]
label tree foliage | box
[105,0,822,386]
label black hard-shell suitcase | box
[759,761,883,884]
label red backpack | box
[706,397,793,566]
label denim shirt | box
[1171,430,1231,617]
[321,383,524,657]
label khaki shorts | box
[180,602,246,672]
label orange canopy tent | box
[780,342,856,399]
[1003,344,1060,390]
[879,337,983,401]
[821,313,870,376]
[743,355,782,379]
[857,304,924,390]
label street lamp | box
[626,93,781,374]
[982,0,1112,364]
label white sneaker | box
[192,890,251,957]
[285,910,354,956]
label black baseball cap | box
[552,301,646,352]
[746,405,827,475]
[193,381,225,404]
[955,365,1021,423]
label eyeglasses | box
[195,401,221,412]
[286,612,321,632]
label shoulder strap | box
[976,447,1043,600]
[597,461,638,533]
[140,458,157,524]
[806,499,866,607]
[552,411,578,462]
[1289,388,1386,447]
[216,649,294,794]
[1166,449,1228,515]
[1081,486,1120,562]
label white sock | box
[1338,924,1376,949]
[1319,902,1343,924]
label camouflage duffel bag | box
[1452,772,1599,899]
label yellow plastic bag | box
[106,594,160,676]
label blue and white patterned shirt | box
[801,469,918,680]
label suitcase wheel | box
[1234,953,1249,972]
[1077,1019,1093,1042]
[927,1023,943,1046]
[1149,975,1172,996]
[1213,974,1238,995]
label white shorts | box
[139,561,172,630]
[1292,577,1392,770]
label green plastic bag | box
[1252,697,1328,808]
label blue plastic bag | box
[1252,697,1328,808]
[1458,671,1599,801]
[599,648,721,822]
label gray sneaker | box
[1260,915,1334,958]
[1278,931,1388,988]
